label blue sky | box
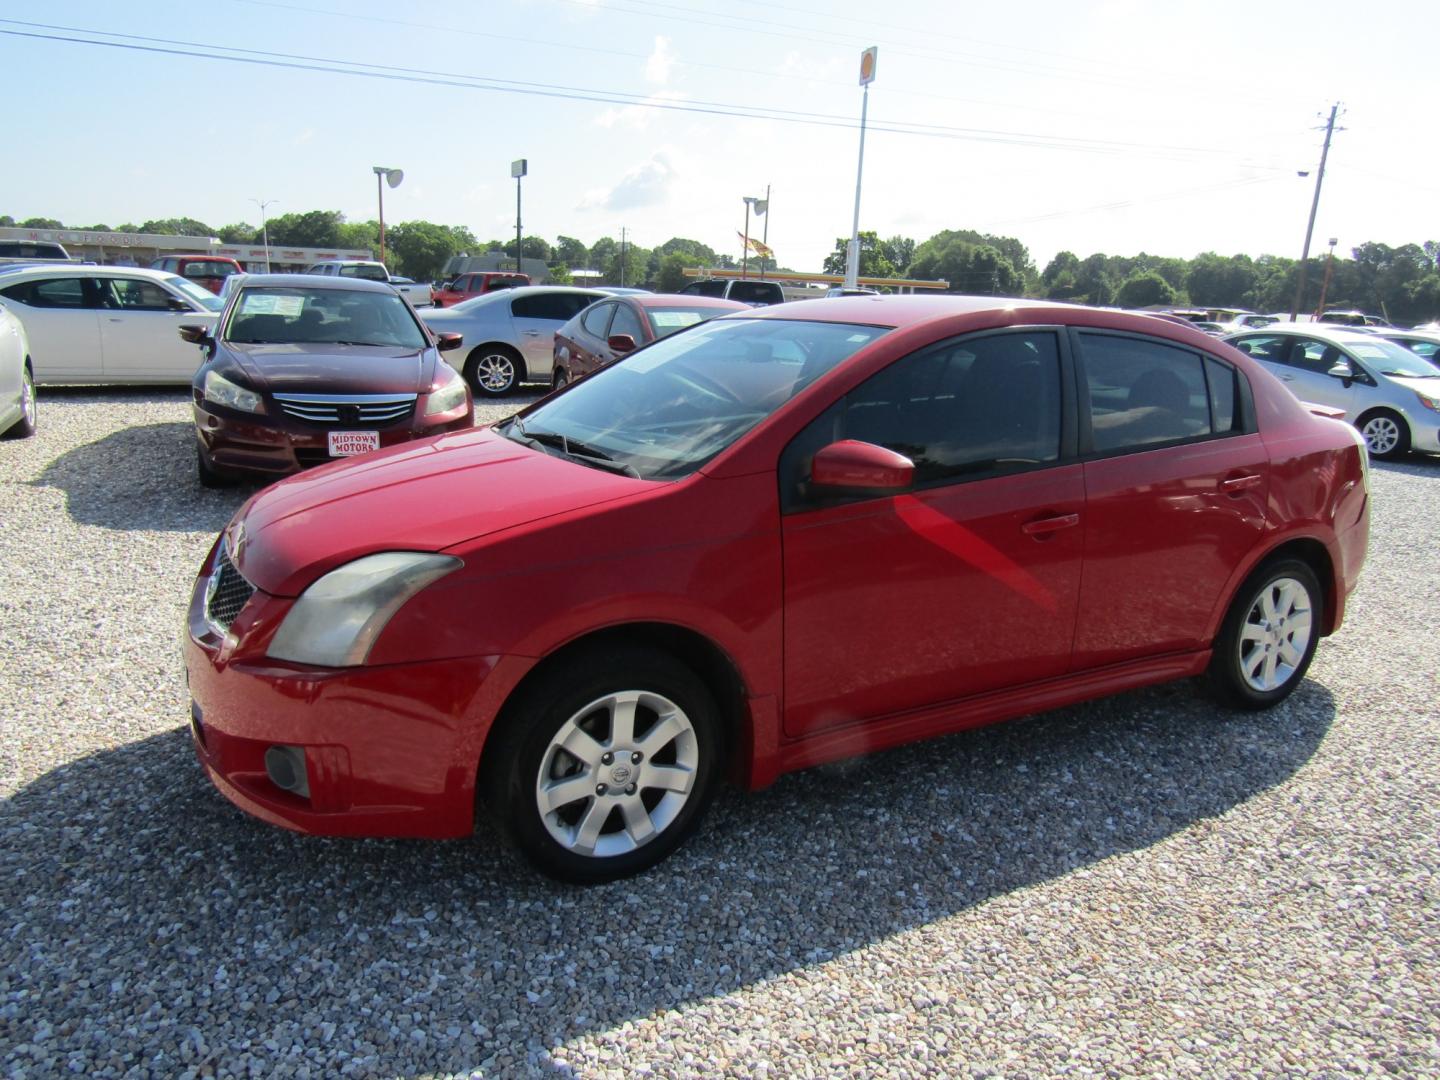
[2,0,1435,272]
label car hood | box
[229,426,649,595]
[225,343,435,394]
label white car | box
[0,266,221,384]
[0,303,36,438]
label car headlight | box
[424,367,469,415]
[204,370,264,414]
[266,552,462,667]
[1414,390,1440,413]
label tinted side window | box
[513,293,594,321]
[1231,334,1288,364]
[781,331,1063,510]
[680,280,726,298]
[1204,356,1240,434]
[1,277,92,308]
[728,282,781,304]
[111,278,176,311]
[1081,333,1212,453]
[580,302,614,336]
[609,304,644,340]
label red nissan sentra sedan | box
[185,275,473,486]
[184,297,1370,883]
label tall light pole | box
[1289,103,1341,322]
[250,198,276,273]
[372,166,404,265]
[1315,236,1339,317]
[845,46,878,290]
[511,159,527,274]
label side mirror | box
[811,440,914,494]
[178,324,211,347]
[1328,361,1354,381]
[435,332,464,352]
[608,333,638,354]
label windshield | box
[339,264,389,281]
[646,306,729,338]
[1348,338,1438,378]
[164,274,223,311]
[225,286,428,348]
[505,318,888,479]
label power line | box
[0,20,1298,171]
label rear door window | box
[580,302,614,337]
[1079,333,1216,454]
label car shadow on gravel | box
[0,678,1334,1075]
[33,419,248,532]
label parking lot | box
[2,389,1437,1077]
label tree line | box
[6,212,1437,324]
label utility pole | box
[620,226,627,287]
[845,47,878,290]
[511,159,527,275]
[1315,237,1339,317]
[250,198,276,273]
[761,184,771,277]
[1290,103,1341,322]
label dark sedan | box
[551,294,748,389]
[184,275,473,487]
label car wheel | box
[196,444,239,489]
[482,647,723,884]
[1205,557,1321,710]
[1355,409,1409,460]
[465,346,523,397]
[2,364,36,439]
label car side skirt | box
[770,649,1211,781]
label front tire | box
[1356,409,1409,460]
[482,647,723,884]
[1205,557,1321,710]
[2,364,36,439]
[464,346,524,397]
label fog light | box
[264,745,311,798]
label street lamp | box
[845,46,878,289]
[372,166,404,265]
[511,159,527,275]
[1315,237,1339,317]
[250,198,277,272]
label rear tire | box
[2,364,36,439]
[1205,557,1322,710]
[465,346,524,397]
[481,646,723,884]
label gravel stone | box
[1,387,1437,1078]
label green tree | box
[266,210,345,247]
[655,250,708,292]
[1041,251,1082,299]
[821,231,896,278]
[387,220,461,280]
[589,237,618,269]
[139,217,216,237]
[503,236,553,262]
[1114,270,1178,309]
[19,217,63,229]
[547,263,573,285]
[605,243,650,286]
[338,220,379,253]
[217,222,259,244]
[554,235,588,268]
[1185,253,1258,307]
[1075,254,1118,306]
[880,235,916,275]
[0,215,13,227]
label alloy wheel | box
[1361,415,1400,456]
[1237,576,1314,692]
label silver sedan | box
[420,286,606,396]
[1225,322,1440,459]
[0,302,35,438]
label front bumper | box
[193,395,472,478]
[183,567,496,839]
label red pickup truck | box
[432,271,530,308]
[150,256,244,294]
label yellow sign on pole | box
[859,46,878,86]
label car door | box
[780,329,1084,738]
[97,276,211,382]
[511,293,598,378]
[0,275,105,382]
[1071,331,1268,670]
[604,302,646,368]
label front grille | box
[273,393,417,426]
[205,544,255,633]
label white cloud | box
[593,90,688,132]
[645,36,675,85]
[291,128,315,146]
[578,153,677,212]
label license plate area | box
[327,430,380,457]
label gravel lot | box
[2,388,1437,1079]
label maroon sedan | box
[184,275,473,486]
[185,297,1368,883]
[551,294,748,388]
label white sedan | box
[0,302,35,438]
[0,265,221,384]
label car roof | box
[231,273,395,293]
[1227,322,1381,345]
[0,265,183,282]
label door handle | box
[522,330,541,336]
[1221,474,1263,494]
[1276,373,1294,381]
[1022,513,1080,537]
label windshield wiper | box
[512,419,641,477]
[327,340,389,347]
